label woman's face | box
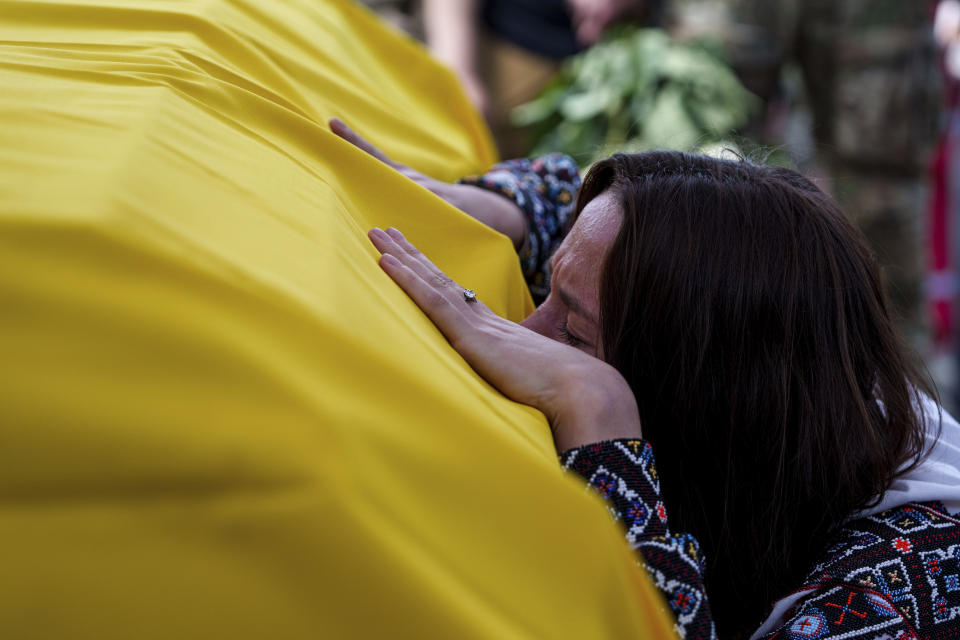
[520,189,622,358]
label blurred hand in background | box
[566,0,648,46]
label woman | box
[331,120,960,639]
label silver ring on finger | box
[463,288,478,303]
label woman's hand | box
[369,226,642,451]
[330,118,527,249]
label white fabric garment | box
[856,394,960,518]
[750,395,960,639]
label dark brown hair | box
[579,152,934,638]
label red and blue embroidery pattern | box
[561,439,960,640]
[562,440,714,639]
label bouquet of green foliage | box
[512,27,759,167]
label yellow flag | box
[0,0,675,637]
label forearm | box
[436,183,526,249]
[561,439,716,639]
[423,0,479,77]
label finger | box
[329,118,395,165]
[369,228,449,288]
[377,252,469,339]
[370,228,490,323]
[396,166,430,182]
[385,227,423,257]
[384,227,454,286]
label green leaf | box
[559,86,620,122]
[511,82,567,126]
[642,86,701,150]
[515,26,759,165]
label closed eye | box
[558,321,583,347]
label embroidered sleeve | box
[562,442,952,640]
[756,587,917,640]
[458,154,581,304]
[751,503,960,639]
[560,439,716,640]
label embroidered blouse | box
[563,439,960,640]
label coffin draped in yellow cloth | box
[0,0,673,637]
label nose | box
[520,297,561,342]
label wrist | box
[547,363,642,451]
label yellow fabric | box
[0,1,674,637]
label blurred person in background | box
[692,0,941,348]
[931,0,960,412]
[422,0,665,157]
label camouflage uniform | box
[723,0,941,343]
